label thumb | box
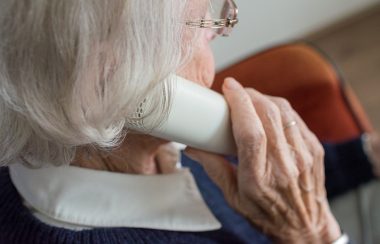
[184,147,238,205]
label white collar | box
[9,163,221,232]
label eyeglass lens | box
[208,0,236,36]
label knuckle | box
[306,134,324,155]
[266,102,280,115]
[303,152,314,168]
[274,97,289,107]
[238,133,257,149]
[254,129,267,143]
[299,153,314,170]
[238,128,266,145]
[237,131,267,159]
[305,130,320,144]
[314,143,325,157]
[279,98,292,111]
[306,143,324,165]
[265,103,282,122]
[274,97,293,114]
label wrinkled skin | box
[185,78,342,243]
[73,19,343,244]
[73,1,347,241]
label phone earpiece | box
[127,75,237,156]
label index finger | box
[222,78,267,174]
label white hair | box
[0,0,195,167]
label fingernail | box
[224,78,240,90]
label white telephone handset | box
[128,75,237,155]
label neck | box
[72,133,173,174]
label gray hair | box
[0,0,194,167]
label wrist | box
[320,211,342,243]
[275,209,341,244]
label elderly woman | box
[2,0,379,243]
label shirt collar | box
[9,163,221,232]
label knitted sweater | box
[0,137,373,243]
[0,158,269,244]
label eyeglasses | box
[185,0,238,37]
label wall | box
[212,0,380,70]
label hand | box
[185,78,341,243]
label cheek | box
[196,37,216,87]
[177,30,216,88]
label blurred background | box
[212,0,380,129]
[212,1,380,243]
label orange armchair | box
[212,43,373,143]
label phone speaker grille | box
[126,98,147,129]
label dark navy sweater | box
[0,157,269,244]
[0,137,373,243]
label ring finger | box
[267,96,318,220]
